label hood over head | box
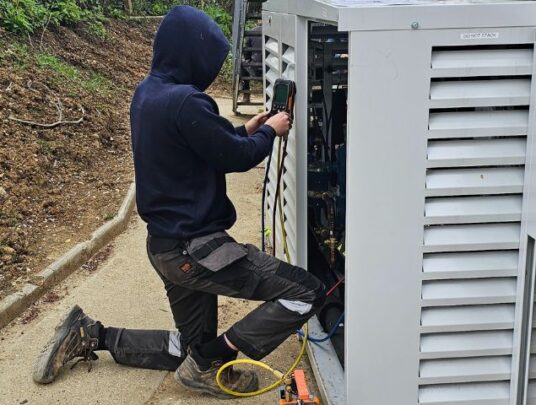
[150,6,230,91]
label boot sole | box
[174,367,259,400]
[174,368,235,400]
[33,305,83,384]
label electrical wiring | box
[326,276,345,297]
[272,136,290,260]
[261,146,274,252]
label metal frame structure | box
[231,0,248,113]
[263,1,536,404]
[231,0,264,113]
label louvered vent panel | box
[264,34,281,259]
[264,38,297,263]
[529,380,536,405]
[419,44,533,404]
[531,288,536,400]
[281,43,297,263]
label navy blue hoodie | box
[130,6,275,239]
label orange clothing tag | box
[180,262,192,273]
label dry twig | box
[9,107,85,128]
[8,81,85,128]
[40,13,53,51]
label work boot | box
[241,93,251,104]
[175,347,258,399]
[33,305,101,384]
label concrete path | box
[0,99,318,405]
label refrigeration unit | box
[261,0,536,403]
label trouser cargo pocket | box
[150,232,249,290]
[187,231,247,272]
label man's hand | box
[245,111,270,135]
[265,112,292,137]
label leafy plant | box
[85,16,107,39]
[0,0,112,38]
[203,4,231,39]
[0,0,47,35]
[106,7,126,20]
[45,0,84,26]
[149,1,170,16]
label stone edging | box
[0,182,136,329]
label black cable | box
[261,146,274,252]
[320,42,332,163]
[272,137,288,258]
[320,41,345,161]
[311,103,329,157]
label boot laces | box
[67,324,99,372]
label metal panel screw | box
[411,21,419,29]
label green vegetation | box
[0,0,110,37]
[36,52,78,80]
[203,4,232,38]
[0,1,236,85]
[131,0,233,17]
[83,72,111,93]
[35,51,112,93]
[1,42,113,96]
[0,1,235,41]
[132,1,233,38]
[0,0,46,35]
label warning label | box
[460,32,500,40]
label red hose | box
[326,277,345,296]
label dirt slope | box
[0,20,159,298]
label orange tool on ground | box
[278,369,321,405]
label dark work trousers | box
[104,232,325,370]
[240,66,262,92]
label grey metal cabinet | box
[262,1,536,404]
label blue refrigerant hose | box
[297,311,345,344]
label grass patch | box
[0,18,114,93]
[82,72,112,94]
[0,42,31,69]
[36,53,78,80]
[34,51,112,95]
[37,139,52,153]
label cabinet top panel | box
[264,0,536,31]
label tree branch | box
[9,107,85,128]
[40,13,53,51]
[9,81,85,128]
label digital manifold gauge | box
[270,79,296,119]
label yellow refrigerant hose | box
[215,324,308,397]
[215,136,309,397]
